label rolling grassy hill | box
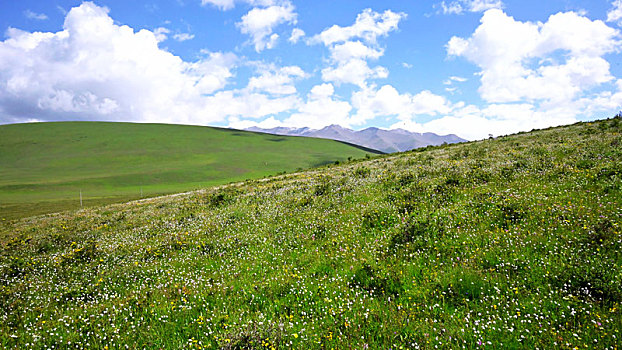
[0,122,379,219]
[1,117,621,348]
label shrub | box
[354,166,371,178]
[350,264,403,296]
[390,217,443,251]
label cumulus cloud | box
[284,83,353,129]
[288,28,305,43]
[575,79,622,115]
[0,2,245,124]
[237,3,297,51]
[311,8,406,46]
[247,65,307,95]
[388,9,622,140]
[409,102,577,140]
[439,0,503,15]
[322,59,388,87]
[406,8,622,139]
[227,83,350,130]
[312,9,406,87]
[24,10,48,20]
[0,1,312,128]
[329,41,384,62]
[352,85,453,125]
[608,0,622,25]
[321,40,387,87]
[202,0,298,51]
[202,90,299,121]
[447,9,620,104]
[153,27,170,42]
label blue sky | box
[1,0,621,139]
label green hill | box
[0,122,379,219]
[1,117,621,348]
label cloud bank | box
[0,2,241,125]
[1,2,621,141]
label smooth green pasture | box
[0,122,378,219]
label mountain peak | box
[245,125,465,153]
[321,124,348,131]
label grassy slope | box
[0,122,378,219]
[1,118,621,349]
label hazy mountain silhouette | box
[246,124,465,153]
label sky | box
[0,0,621,140]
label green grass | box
[1,117,621,349]
[0,121,379,219]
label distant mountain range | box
[246,124,466,153]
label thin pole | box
[80,190,82,207]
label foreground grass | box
[0,121,377,220]
[1,117,621,349]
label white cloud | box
[288,28,305,43]
[201,0,236,10]
[0,2,242,125]
[412,103,577,140]
[284,83,352,129]
[330,41,384,62]
[447,9,620,104]
[321,59,388,87]
[189,51,239,94]
[571,79,622,115]
[200,0,281,11]
[430,8,622,139]
[203,90,299,121]
[410,90,454,115]
[443,76,467,85]
[228,116,284,130]
[312,9,405,88]
[173,33,195,41]
[153,27,170,42]
[351,85,453,125]
[468,0,503,12]
[608,0,622,25]
[309,83,334,98]
[237,3,297,52]
[321,41,387,87]
[227,83,347,130]
[24,10,48,20]
[440,2,464,15]
[311,9,406,46]
[440,0,503,15]
[247,65,307,95]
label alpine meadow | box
[2,0,622,348]
[0,122,379,220]
[1,117,621,349]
